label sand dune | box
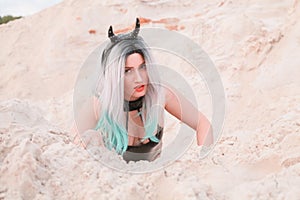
[0,0,299,199]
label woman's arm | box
[70,96,100,147]
[164,86,213,146]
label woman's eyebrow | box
[125,62,145,68]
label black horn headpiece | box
[108,18,140,43]
[101,18,141,68]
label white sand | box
[0,0,299,199]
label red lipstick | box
[135,85,145,92]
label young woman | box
[72,18,213,162]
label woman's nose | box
[134,69,142,82]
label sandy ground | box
[0,0,299,199]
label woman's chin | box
[131,91,146,100]
[125,86,147,101]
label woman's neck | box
[124,96,144,111]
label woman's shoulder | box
[162,85,178,105]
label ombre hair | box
[94,36,165,154]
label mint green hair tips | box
[143,117,159,143]
[95,110,160,154]
[95,111,128,154]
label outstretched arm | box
[164,86,213,146]
[70,96,101,148]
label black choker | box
[124,96,144,112]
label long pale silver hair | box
[94,22,165,153]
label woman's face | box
[124,53,149,101]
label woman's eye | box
[125,69,132,73]
[140,64,146,69]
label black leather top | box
[122,126,163,162]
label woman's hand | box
[72,129,103,149]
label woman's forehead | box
[125,53,145,67]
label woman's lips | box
[135,85,145,92]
